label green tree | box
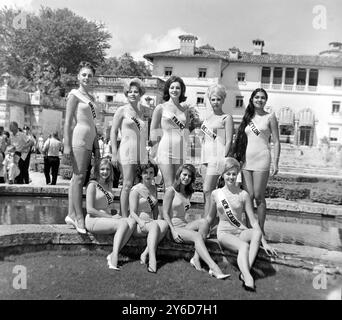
[97,53,151,77]
[0,6,111,96]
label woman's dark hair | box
[231,88,268,163]
[78,61,96,75]
[163,75,187,103]
[137,161,159,182]
[173,164,196,197]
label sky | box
[1,0,342,61]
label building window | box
[273,67,283,84]
[334,78,342,87]
[280,125,294,136]
[297,68,307,85]
[105,95,113,103]
[198,68,207,78]
[164,67,173,77]
[237,72,246,82]
[235,96,244,108]
[308,69,318,86]
[329,128,339,142]
[196,92,205,106]
[285,68,295,85]
[332,102,340,114]
[261,67,271,83]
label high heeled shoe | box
[239,273,256,292]
[190,258,203,271]
[107,254,121,271]
[147,266,157,274]
[208,269,230,280]
[65,216,87,234]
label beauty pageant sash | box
[218,189,244,228]
[170,113,186,131]
[201,123,217,140]
[248,120,260,136]
[96,182,114,206]
[71,89,97,119]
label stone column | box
[294,119,299,146]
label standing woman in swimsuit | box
[110,78,148,217]
[64,61,100,234]
[200,84,233,216]
[150,76,189,189]
[232,88,280,233]
[86,158,136,270]
[207,157,277,291]
[163,164,230,280]
[129,162,169,273]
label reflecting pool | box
[0,196,341,251]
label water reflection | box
[0,196,341,251]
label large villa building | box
[144,35,342,147]
[1,34,342,151]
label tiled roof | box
[144,48,342,68]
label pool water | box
[0,196,341,251]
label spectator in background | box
[37,133,45,154]
[2,145,21,184]
[42,131,63,185]
[22,125,36,183]
[98,135,104,158]
[9,122,34,184]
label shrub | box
[59,166,73,180]
[310,188,342,205]
[295,176,319,183]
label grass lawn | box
[0,249,340,300]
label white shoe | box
[107,254,121,271]
[208,269,230,280]
[65,216,87,234]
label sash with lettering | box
[201,123,217,140]
[70,89,97,120]
[248,120,261,136]
[136,185,158,212]
[128,114,144,132]
[218,189,244,229]
[170,112,186,131]
[96,182,114,205]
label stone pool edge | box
[0,224,341,275]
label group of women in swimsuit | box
[63,61,280,291]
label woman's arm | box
[269,113,281,176]
[86,183,113,218]
[63,94,78,156]
[206,192,218,226]
[224,114,234,157]
[110,108,123,167]
[162,187,183,243]
[149,104,163,150]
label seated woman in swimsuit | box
[163,163,230,280]
[86,158,136,270]
[206,157,277,291]
[129,162,169,273]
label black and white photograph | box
[0,0,341,305]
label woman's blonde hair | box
[216,157,241,188]
[207,84,227,101]
[94,158,114,184]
